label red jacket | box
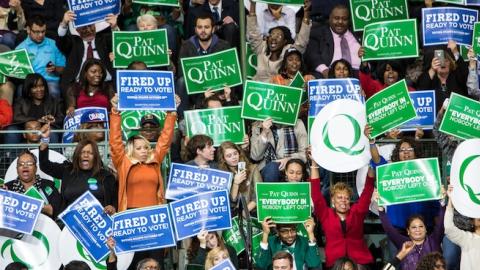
[0,98,12,128]
[360,70,415,99]
[309,176,375,267]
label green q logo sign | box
[1,231,50,268]
[77,241,107,270]
[459,155,480,205]
[322,114,365,156]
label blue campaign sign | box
[400,91,436,131]
[62,107,109,143]
[169,190,232,241]
[210,259,236,270]
[467,0,480,6]
[308,78,364,117]
[59,191,113,262]
[422,7,478,46]
[0,189,43,235]
[166,163,233,200]
[112,205,176,254]
[117,70,176,111]
[67,0,120,27]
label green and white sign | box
[377,158,442,206]
[113,29,169,68]
[472,22,480,56]
[181,48,242,94]
[439,93,480,140]
[242,80,302,126]
[256,182,311,223]
[436,0,465,4]
[222,217,263,255]
[185,106,245,146]
[246,42,257,79]
[350,0,409,31]
[0,49,34,79]
[450,139,480,218]
[132,0,179,6]
[256,0,303,5]
[362,19,418,61]
[366,80,417,138]
[290,72,307,103]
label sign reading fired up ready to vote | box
[67,0,120,27]
[366,79,417,138]
[242,80,302,126]
[113,30,169,68]
[181,48,242,94]
[350,0,409,31]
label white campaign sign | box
[5,149,67,182]
[0,214,62,270]
[450,139,480,218]
[310,99,371,173]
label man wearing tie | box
[305,5,361,78]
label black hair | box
[331,257,358,270]
[26,15,46,28]
[79,59,108,91]
[376,60,406,85]
[278,48,307,78]
[266,26,294,55]
[328,59,353,78]
[22,73,49,100]
[17,149,38,165]
[391,137,423,162]
[5,262,28,270]
[127,61,148,70]
[64,261,91,270]
[406,214,426,229]
[194,13,215,28]
[284,158,308,182]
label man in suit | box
[56,10,117,97]
[184,0,239,48]
[305,4,361,78]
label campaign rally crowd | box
[0,0,480,269]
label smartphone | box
[237,161,246,174]
[434,50,445,68]
[46,61,53,68]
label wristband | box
[41,137,50,144]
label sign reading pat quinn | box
[376,158,442,206]
[166,163,232,200]
[67,0,120,28]
[0,189,43,235]
[181,48,242,94]
[242,80,302,126]
[169,190,231,241]
[113,30,169,68]
[116,70,176,111]
[112,205,176,254]
[350,0,409,31]
[422,7,478,46]
[256,182,311,223]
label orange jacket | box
[109,112,176,212]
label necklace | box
[414,242,424,255]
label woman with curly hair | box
[415,252,446,270]
[216,141,261,213]
[328,59,354,79]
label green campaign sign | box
[184,106,245,146]
[132,0,179,6]
[256,0,304,5]
[473,22,480,56]
[366,79,417,138]
[242,80,302,126]
[439,93,480,140]
[436,0,465,4]
[246,42,257,79]
[256,182,311,223]
[350,0,409,31]
[377,158,442,206]
[362,19,418,61]
[0,49,34,79]
[113,29,169,68]
[289,72,307,104]
[222,217,263,255]
[181,48,242,94]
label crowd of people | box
[0,0,480,269]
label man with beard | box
[305,4,361,78]
[176,14,230,117]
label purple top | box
[379,206,445,270]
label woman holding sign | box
[309,154,375,268]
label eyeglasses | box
[140,266,159,270]
[399,148,414,153]
[17,161,35,167]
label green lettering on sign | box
[185,106,245,146]
[132,0,179,6]
[113,30,170,68]
[350,0,409,31]
[366,79,417,138]
[376,158,442,206]
[439,93,480,140]
[256,182,311,223]
[362,19,418,61]
[246,42,257,79]
[181,48,243,94]
[242,80,302,126]
[0,49,34,79]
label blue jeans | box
[0,32,16,49]
[443,236,461,270]
[260,162,281,182]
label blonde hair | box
[204,246,229,270]
[125,135,155,163]
[330,182,353,198]
[136,14,158,29]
